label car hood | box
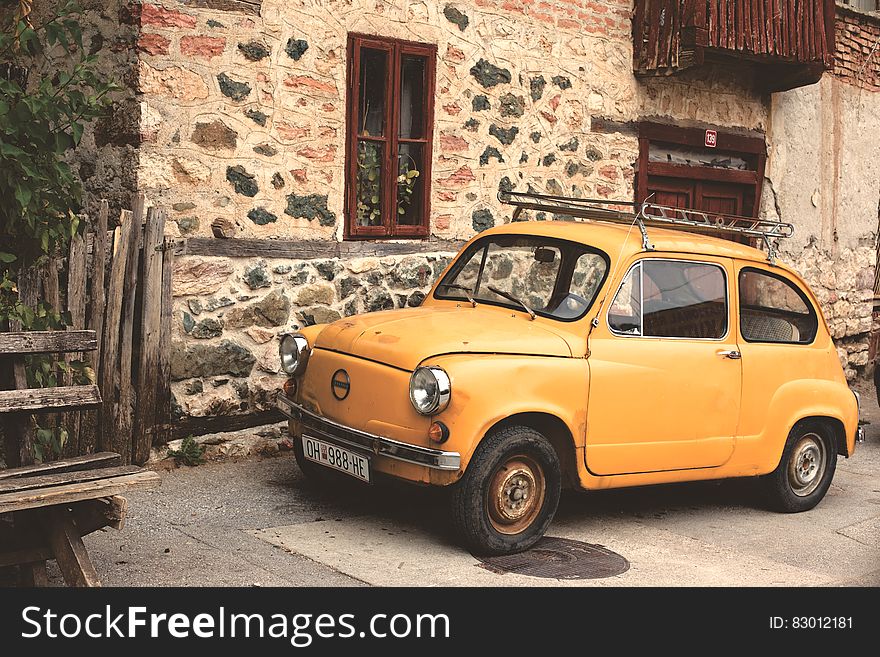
[313,306,573,370]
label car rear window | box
[738,268,818,344]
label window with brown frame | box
[345,34,436,239]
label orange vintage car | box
[277,191,862,555]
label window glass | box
[436,236,608,322]
[739,269,817,344]
[642,261,727,338]
[347,37,435,238]
[609,260,728,339]
[609,264,642,335]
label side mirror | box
[534,247,556,264]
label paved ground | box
[68,382,880,586]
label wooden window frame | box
[635,121,767,218]
[344,34,437,240]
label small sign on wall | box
[705,129,718,148]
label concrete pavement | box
[75,385,880,587]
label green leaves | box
[0,2,114,280]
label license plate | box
[302,436,371,483]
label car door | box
[585,255,741,475]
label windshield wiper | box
[487,285,536,320]
[440,283,477,307]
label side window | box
[608,260,728,339]
[609,264,642,335]
[739,268,818,344]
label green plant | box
[355,141,382,226]
[0,2,114,462]
[167,436,206,467]
[396,156,420,219]
[0,0,116,324]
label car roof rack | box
[498,190,794,263]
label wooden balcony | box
[633,1,837,92]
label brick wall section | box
[834,5,880,90]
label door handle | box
[717,350,742,360]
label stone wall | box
[764,5,880,379]
[135,0,770,429]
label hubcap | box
[787,433,826,497]
[487,455,546,535]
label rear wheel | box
[762,420,837,513]
[450,425,561,555]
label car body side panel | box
[428,353,590,476]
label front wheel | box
[761,420,837,513]
[450,425,561,555]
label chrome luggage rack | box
[498,190,794,262]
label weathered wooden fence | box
[0,198,173,466]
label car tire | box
[762,420,837,513]
[450,425,561,556]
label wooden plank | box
[754,0,764,54]
[646,0,662,68]
[736,0,745,51]
[114,196,145,464]
[172,408,284,439]
[155,241,174,448]
[0,385,101,414]
[657,0,674,68]
[65,229,88,456]
[0,452,121,481]
[743,0,752,52]
[98,218,129,452]
[639,121,768,154]
[0,470,160,514]
[177,237,464,261]
[180,0,261,15]
[0,330,97,355]
[646,162,761,185]
[0,547,53,569]
[633,0,648,70]
[0,465,144,495]
[1,266,40,467]
[20,560,50,587]
[79,201,109,455]
[132,207,166,465]
[44,507,101,587]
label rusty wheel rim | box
[486,455,546,535]
[787,432,826,497]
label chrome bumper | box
[277,395,461,471]
[856,425,865,444]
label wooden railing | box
[634,0,836,84]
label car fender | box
[424,353,589,473]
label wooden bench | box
[0,329,160,586]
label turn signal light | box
[283,377,298,398]
[428,421,450,444]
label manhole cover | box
[477,537,630,580]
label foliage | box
[355,144,420,227]
[168,436,207,467]
[0,1,114,462]
[396,157,419,219]
[0,0,116,327]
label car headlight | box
[279,333,310,375]
[409,366,451,415]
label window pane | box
[355,141,384,227]
[396,143,424,226]
[609,264,642,335]
[739,269,817,344]
[642,261,727,338]
[399,54,427,139]
[358,48,387,137]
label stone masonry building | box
[66,1,880,436]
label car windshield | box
[434,235,609,321]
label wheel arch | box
[792,415,848,458]
[489,412,579,489]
